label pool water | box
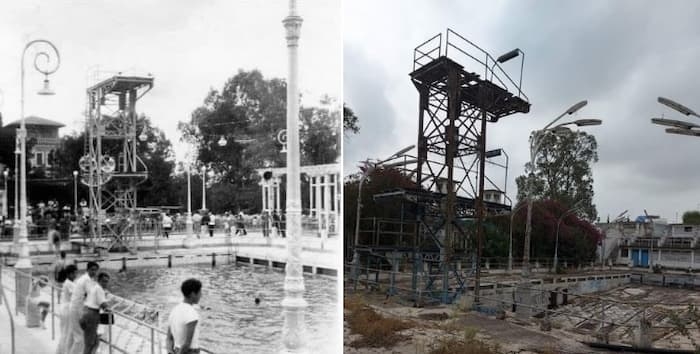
[109,263,340,353]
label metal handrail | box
[1,265,215,354]
[413,29,528,102]
[0,272,15,354]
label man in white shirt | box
[162,213,173,238]
[80,272,110,354]
[66,261,99,354]
[167,278,202,354]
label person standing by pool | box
[162,213,173,239]
[261,211,270,238]
[192,211,202,239]
[167,278,203,354]
[52,251,68,287]
[67,261,99,354]
[207,212,216,237]
[80,272,111,354]
[56,264,77,354]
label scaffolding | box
[354,29,530,304]
[82,75,153,253]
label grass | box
[428,337,499,354]
[344,295,414,348]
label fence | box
[0,265,214,354]
[1,213,337,244]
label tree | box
[51,132,85,177]
[343,166,416,255]
[508,199,601,265]
[180,69,340,212]
[683,211,700,224]
[134,115,176,206]
[343,104,359,135]
[515,130,598,220]
[300,96,340,165]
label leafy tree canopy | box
[343,104,359,135]
[516,130,598,220]
[179,69,340,186]
[683,210,700,225]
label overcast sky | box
[0,0,341,161]
[344,0,700,223]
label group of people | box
[160,210,288,238]
[53,258,111,354]
[50,254,205,354]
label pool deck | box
[2,231,341,275]
[0,282,59,354]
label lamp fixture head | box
[566,100,588,115]
[497,48,520,63]
[37,78,55,96]
[659,97,696,116]
[573,118,602,127]
[218,135,228,147]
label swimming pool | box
[108,263,340,353]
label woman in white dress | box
[56,264,78,354]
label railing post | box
[151,327,155,354]
[51,285,55,340]
[108,319,113,354]
[0,273,16,354]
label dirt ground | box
[343,292,598,354]
[344,284,700,353]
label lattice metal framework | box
[84,75,153,252]
[408,29,529,302]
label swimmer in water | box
[255,298,260,305]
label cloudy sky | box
[344,0,700,223]
[0,0,341,161]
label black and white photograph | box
[0,0,341,353]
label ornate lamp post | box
[16,39,60,269]
[183,151,196,248]
[201,165,208,211]
[2,170,7,219]
[72,170,78,214]
[281,0,307,351]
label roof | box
[4,116,65,128]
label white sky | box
[0,0,341,162]
[344,0,700,223]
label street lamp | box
[508,202,529,272]
[201,166,207,211]
[553,199,588,272]
[2,169,8,219]
[652,98,700,138]
[522,100,595,277]
[281,0,307,351]
[217,135,227,147]
[16,39,61,269]
[495,48,525,94]
[351,144,415,282]
[658,97,700,118]
[72,170,78,215]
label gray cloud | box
[343,44,400,169]
[344,0,700,221]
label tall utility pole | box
[281,0,307,352]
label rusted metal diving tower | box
[371,29,530,303]
[82,75,153,253]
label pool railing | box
[0,264,214,354]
